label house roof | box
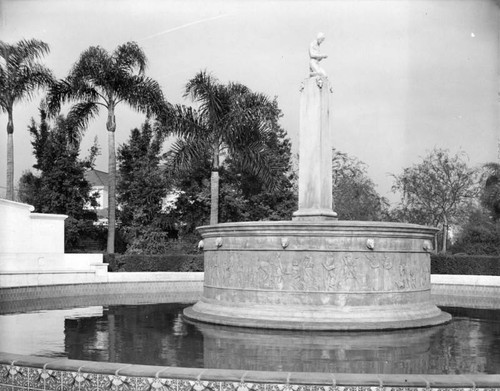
[85,169,109,188]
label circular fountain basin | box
[184,220,451,330]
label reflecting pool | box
[0,303,499,374]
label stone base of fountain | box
[184,221,451,330]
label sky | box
[0,0,499,204]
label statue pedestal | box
[293,76,337,221]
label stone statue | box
[309,32,328,77]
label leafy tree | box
[480,162,500,222]
[0,39,54,200]
[18,108,98,250]
[117,121,170,250]
[167,70,281,225]
[450,206,500,255]
[164,153,212,234]
[392,148,479,253]
[332,149,388,221]
[47,41,164,253]
[18,171,40,207]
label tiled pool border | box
[1,352,499,391]
[1,272,499,390]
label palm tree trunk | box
[210,170,219,225]
[441,216,448,253]
[107,107,116,254]
[6,110,14,201]
[210,144,220,225]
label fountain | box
[183,33,451,330]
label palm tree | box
[47,42,164,253]
[0,39,54,200]
[168,70,280,225]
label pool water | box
[0,303,499,374]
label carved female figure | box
[309,32,328,77]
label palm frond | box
[113,42,147,74]
[223,93,274,150]
[229,140,283,191]
[0,65,6,89]
[227,81,250,96]
[66,101,99,138]
[15,39,50,62]
[169,104,207,138]
[184,70,215,100]
[0,39,49,72]
[0,39,53,109]
[46,77,100,116]
[11,62,54,102]
[70,46,110,82]
[184,70,227,122]
[167,138,210,173]
[115,74,164,115]
[153,100,175,133]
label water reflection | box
[429,307,500,374]
[191,321,441,373]
[193,307,500,374]
[63,303,204,368]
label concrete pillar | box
[293,76,337,220]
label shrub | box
[450,208,500,255]
[105,253,203,272]
[122,229,201,255]
[65,218,106,253]
[431,254,500,276]
[66,222,127,253]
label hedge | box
[431,254,500,276]
[104,253,204,272]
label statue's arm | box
[309,45,328,60]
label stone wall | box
[0,199,105,287]
[431,274,500,309]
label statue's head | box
[317,32,325,44]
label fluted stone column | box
[293,76,337,221]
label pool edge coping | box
[1,352,499,388]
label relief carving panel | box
[204,250,431,293]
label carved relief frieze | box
[205,250,431,293]
[257,259,273,289]
[322,257,339,290]
[364,253,393,270]
[393,256,430,291]
[395,261,417,290]
[273,253,287,290]
[289,256,313,291]
[208,252,235,287]
[322,254,360,291]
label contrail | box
[139,14,229,41]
